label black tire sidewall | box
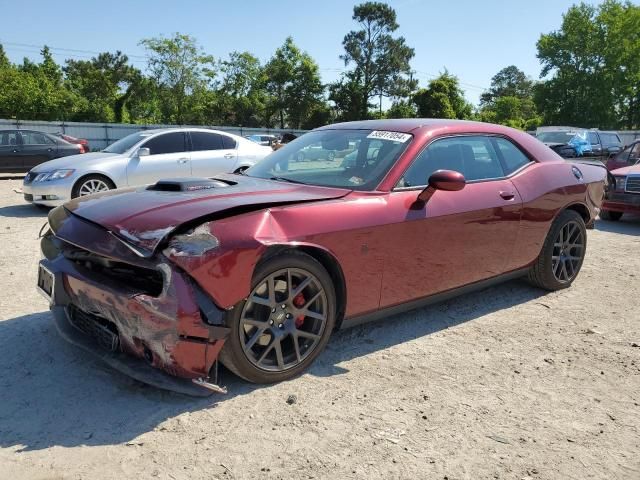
[538,210,587,290]
[220,251,337,384]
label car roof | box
[316,118,528,136]
[136,127,239,136]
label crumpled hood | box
[31,151,122,172]
[63,174,350,255]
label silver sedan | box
[22,128,272,207]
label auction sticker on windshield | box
[367,131,412,142]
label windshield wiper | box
[269,176,307,185]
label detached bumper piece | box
[52,306,221,397]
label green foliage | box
[331,2,416,120]
[386,100,416,118]
[478,66,540,129]
[140,33,216,124]
[264,37,325,129]
[64,51,143,122]
[413,72,472,119]
[536,0,640,129]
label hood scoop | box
[147,177,233,192]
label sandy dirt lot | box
[0,177,638,480]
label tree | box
[64,51,143,122]
[386,100,416,118]
[478,65,540,129]
[535,1,640,129]
[333,2,416,119]
[413,72,472,119]
[480,65,534,106]
[0,45,9,69]
[140,33,215,124]
[0,45,76,120]
[264,37,325,128]
[216,51,266,126]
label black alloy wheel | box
[219,251,336,383]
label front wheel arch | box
[71,173,117,199]
[258,244,347,329]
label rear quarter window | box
[222,135,237,149]
[493,137,532,175]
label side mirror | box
[417,170,466,203]
[137,147,150,157]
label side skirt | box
[340,268,529,330]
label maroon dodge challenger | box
[38,119,607,395]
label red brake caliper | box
[293,292,306,327]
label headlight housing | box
[614,175,626,192]
[34,169,75,182]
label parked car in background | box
[536,127,622,161]
[22,128,272,206]
[246,134,278,147]
[54,133,90,153]
[600,162,640,220]
[606,139,640,171]
[38,119,607,395]
[0,129,84,173]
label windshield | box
[537,131,580,144]
[103,132,152,154]
[245,129,412,190]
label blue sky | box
[1,0,602,106]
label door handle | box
[177,158,189,164]
[224,153,235,159]
[499,191,515,200]
[12,149,18,153]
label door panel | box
[19,131,58,168]
[190,149,237,177]
[379,182,522,307]
[20,144,56,169]
[0,131,24,171]
[0,146,23,172]
[189,131,237,177]
[126,132,190,186]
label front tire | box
[219,251,336,384]
[527,209,587,291]
[71,174,115,199]
[600,209,623,221]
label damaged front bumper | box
[40,212,231,396]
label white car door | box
[189,131,238,177]
[126,131,190,186]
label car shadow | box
[0,279,545,451]
[595,214,640,236]
[0,203,50,218]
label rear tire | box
[219,250,336,384]
[527,209,587,291]
[600,209,623,221]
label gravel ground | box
[0,177,638,480]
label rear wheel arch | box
[564,203,590,224]
[258,244,347,329]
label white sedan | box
[22,128,272,207]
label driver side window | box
[399,136,505,188]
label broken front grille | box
[61,245,164,297]
[68,305,120,352]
